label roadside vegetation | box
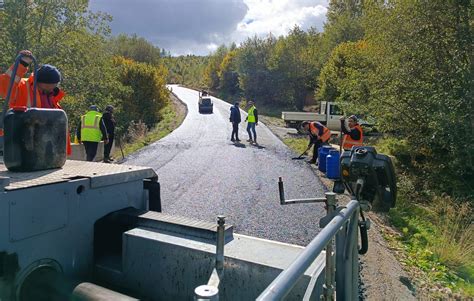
[114,93,186,159]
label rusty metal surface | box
[0,160,156,190]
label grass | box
[283,137,308,155]
[281,135,474,297]
[375,138,474,298]
[114,99,185,159]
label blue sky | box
[89,0,328,55]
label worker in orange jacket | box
[301,121,331,164]
[0,50,71,155]
[340,115,363,151]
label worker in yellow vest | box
[340,115,363,151]
[245,101,258,144]
[76,105,108,161]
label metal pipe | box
[323,193,337,300]
[216,215,225,271]
[257,200,359,301]
[71,282,138,301]
[279,177,326,205]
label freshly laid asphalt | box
[125,85,327,246]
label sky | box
[89,0,329,56]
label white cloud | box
[89,0,328,55]
[235,0,327,38]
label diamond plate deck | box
[0,160,157,190]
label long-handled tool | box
[333,124,346,193]
[292,145,311,160]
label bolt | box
[217,215,225,226]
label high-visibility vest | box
[247,106,256,123]
[309,122,331,143]
[81,111,102,142]
[343,124,363,150]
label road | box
[125,85,327,246]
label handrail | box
[256,200,359,301]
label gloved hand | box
[19,50,33,64]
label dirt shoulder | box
[262,117,416,300]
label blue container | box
[318,145,333,173]
[326,150,340,179]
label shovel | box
[292,145,311,160]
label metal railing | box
[257,178,361,301]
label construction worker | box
[301,121,331,164]
[340,115,363,151]
[0,50,71,154]
[229,101,241,142]
[245,101,258,144]
[77,105,108,162]
[102,105,116,163]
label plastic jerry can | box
[326,150,340,179]
[3,107,67,171]
[318,145,333,173]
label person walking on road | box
[340,115,363,151]
[245,101,258,144]
[77,105,108,162]
[301,121,331,164]
[229,102,241,142]
[102,105,116,163]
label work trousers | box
[83,141,99,162]
[231,123,239,140]
[104,134,114,159]
[312,140,324,162]
[247,122,256,142]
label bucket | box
[318,145,333,173]
[326,150,340,179]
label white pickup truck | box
[282,101,343,132]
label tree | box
[109,34,162,65]
[218,49,240,96]
[362,1,473,195]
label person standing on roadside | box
[245,101,258,144]
[102,105,116,163]
[77,105,108,162]
[301,121,331,164]
[340,115,363,151]
[229,102,241,142]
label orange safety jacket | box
[0,63,71,155]
[309,122,331,143]
[342,124,363,150]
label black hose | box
[358,212,369,255]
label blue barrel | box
[326,150,340,179]
[318,145,333,172]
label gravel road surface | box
[125,85,327,246]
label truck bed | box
[0,160,156,191]
[281,111,325,122]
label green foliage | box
[317,40,373,113]
[113,57,169,127]
[109,34,162,65]
[162,55,208,88]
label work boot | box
[231,138,235,142]
[308,159,317,164]
[103,158,111,163]
[247,139,253,143]
[236,138,241,142]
